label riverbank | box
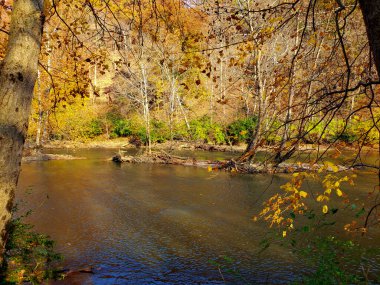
[26,138,374,153]
[27,139,248,152]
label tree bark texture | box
[0,0,44,263]
[359,0,380,76]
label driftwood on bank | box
[194,144,235,152]
[112,151,220,168]
[22,153,86,162]
[112,151,351,173]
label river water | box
[16,148,380,284]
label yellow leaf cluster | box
[256,173,308,230]
[255,161,357,232]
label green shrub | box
[1,218,63,284]
[304,118,369,144]
[189,116,226,144]
[295,236,379,285]
[112,119,133,137]
[85,119,103,138]
[265,119,282,144]
[304,120,326,144]
[171,123,189,141]
[150,120,171,143]
[213,125,226,145]
[226,116,258,144]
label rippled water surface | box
[16,148,380,284]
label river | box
[16,148,380,284]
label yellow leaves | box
[280,183,297,192]
[324,161,339,172]
[207,166,212,172]
[318,161,345,173]
[256,157,358,234]
[317,195,329,202]
[313,171,354,220]
[299,191,307,198]
[255,172,308,229]
[307,33,317,46]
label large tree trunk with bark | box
[359,0,380,76]
[0,0,44,264]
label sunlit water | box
[16,148,380,284]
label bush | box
[265,119,282,145]
[111,119,133,137]
[150,120,171,143]
[1,218,63,284]
[296,236,379,285]
[189,116,226,144]
[226,116,258,145]
[85,119,103,138]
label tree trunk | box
[0,0,44,263]
[359,0,380,76]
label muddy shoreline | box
[26,138,373,153]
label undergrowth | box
[0,215,63,284]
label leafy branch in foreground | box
[254,160,362,237]
[254,158,379,283]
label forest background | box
[1,0,378,160]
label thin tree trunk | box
[176,93,190,131]
[0,0,44,263]
[239,50,265,162]
[169,78,176,142]
[140,64,151,154]
[36,69,42,147]
[36,27,51,147]
[275,15,300,164]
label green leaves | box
[2,218,63,284]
